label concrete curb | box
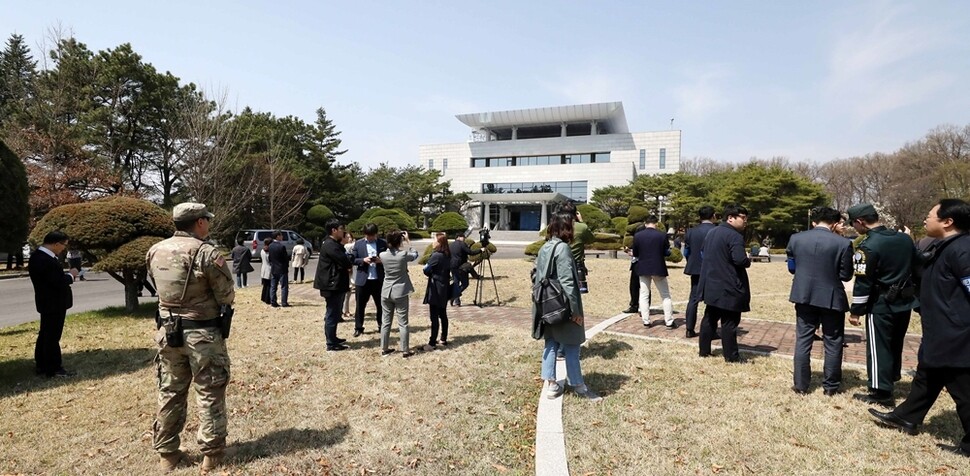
[534,312,629,476]
[0,272,28,280]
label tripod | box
[472,254,501,307]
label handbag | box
[532,242,571,326]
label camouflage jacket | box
[147,231,235,320]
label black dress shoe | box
[353,330,363,337]
[326,344,349,351]
[622,307,638,314]
[823,388,840,397]
[685,330,698,338]
[791,386,809,395]
[868,408,917,435]
[334,338,347,344]
[271,303,280,308]
[281,304,291,308]
[853,391,894,407]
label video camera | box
[479,228,491,247]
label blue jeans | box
[452,267,469,300]
[324,292,344,346]
[235,272,247,288]
[540,339,584,386]
[270,273,288,305]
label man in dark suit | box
[632,215,674,328]
[698,204,751,363]
[352,223,387,336]
[786,207,854,395]
[683,206,717,338]
[267,230,290,307]
[29,231,79,377]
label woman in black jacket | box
[423,232,452,350]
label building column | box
[483,202,491,230]
[499,205,510,230]
[540,201,548,230]
[511,126,518,141]
[560,123,567,137]
[590,120,598,135]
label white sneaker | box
[544,381,564,399]
[573,385,603,403]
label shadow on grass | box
[584,339,634,360]
[344,329,492,351]
[805,367,866,393]
[229,425,350,463]
[0,346,155,399]
[584,371,631,396]
[0,327,31,337]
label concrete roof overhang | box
[467,192,568,204]
[456,102,629,133]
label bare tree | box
[262,138,309,230]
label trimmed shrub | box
[306,204,334,225]
[417,243,435,265]
[361,208,416,230]
[611,217,628,236]
[666,247,683,263]
[525,239,546,256]
[577,204,612,233]
[627,205,650,224]
[430,212,468,235]
[588,241,623,251]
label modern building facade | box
[419,102,681,231]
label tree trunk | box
[123,270,140,313]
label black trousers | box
[699,305,742,362]
[865,310,911,393]
[684,275,701,332]
[793,304,844,391]
[894,366,970,451]
[429,305,449,345]
[261,278,271,304]
[293,267,305,282]
[354,279,383,331]
[35,309,66,374]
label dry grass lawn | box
[469,257,923,335]
[0,290,539,475]
[564,334,967,475]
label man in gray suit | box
[786,207,854,396]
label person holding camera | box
[846,203,919,407]
[449,231,483,306]
[378,230,420,357]
[146,203,235,472]
[556,202,595,294]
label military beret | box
[173,202,215,222]
[846,203,877,221]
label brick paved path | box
[288,283,921,370]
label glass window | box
[639,149,646,169]
[659,148,666,169]
[443,158,448,171]
[595,152,610,163]
[428,159,434,169]
[473,158,486,168]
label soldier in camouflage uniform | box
[846,203,919,407]
[146,202,235,472]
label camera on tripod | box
[478,228,491,247]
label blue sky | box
[4,1,969,169]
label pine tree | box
[0,33,38,127]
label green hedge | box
[524,239,546,256]
[430,212,468,235]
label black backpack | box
[532,242,571,326]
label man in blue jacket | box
[683,206,717,338]
[698,204,751,363]
[868,199,970,456]
[786,207,854,396]
[632,215,674,328]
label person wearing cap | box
[146,202,235,472]
[868,199,970,456]
[845,202,919,407]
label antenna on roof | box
[670,118,674,129]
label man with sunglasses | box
[846,203,919,407]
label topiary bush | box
[611,217,629,236]
[307,204,334,224]
[627,205,650,224]
[417,243,435,265]
[30,196,175,312]
[577,204,611,233]
[430,212,468,235]
[525,239,546,256]
[666,247,683,263]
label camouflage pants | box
[152,327,231,455]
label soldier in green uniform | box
[147,203,235,472]
[846,203,918,407]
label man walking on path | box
[786,207,854,396]
[267,230,290,307]
[868,199,970,456]
[632,215,675,328]
[682,206,716,338]
[847,203,919,407]
[698,204,751,363]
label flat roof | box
[467,192,568,204]
[456,102,629,133]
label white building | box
[419,101,680,231]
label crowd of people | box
[22,196,970,471]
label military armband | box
[852,250,867,276]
